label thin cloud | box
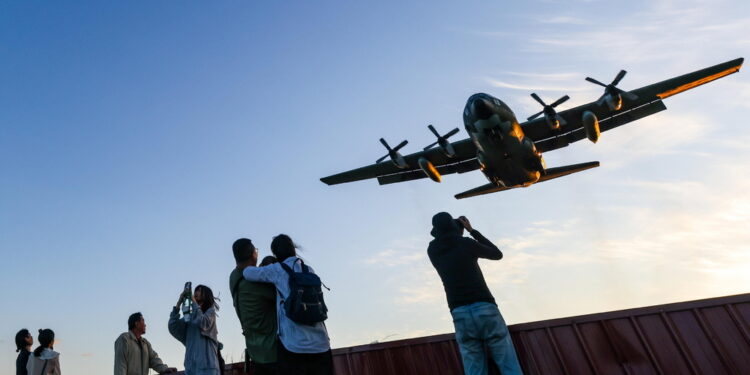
[536,16,588,25]
[484,78,590,92]
[502,72,582,81]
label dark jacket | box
[17,349,30,375]
[230,268,278,364]
[427,213,503,311]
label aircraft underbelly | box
[475,133,539,187]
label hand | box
[457,216,473,232]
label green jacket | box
[230,268,278,364]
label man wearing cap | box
[427,212,523,375]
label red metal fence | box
[182,293,750,375]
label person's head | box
[194,284,219,312]
[15,329,32,352]
[128,312,146,335]
[33,329,54,357]
[270,234,297,261]
[233,238,258,267]
[431,212,463,238]
[260,255,278,266]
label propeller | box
[376,138,409,165]
[423,125,460,157]
[585,70,638,110]
[527,93,570,129]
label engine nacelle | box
[545,113,561,130]
[582,111,600,143]
[605,93,623,111]
[418,157,442,182]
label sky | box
[1,0,749,373]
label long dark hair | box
[15,329,30,352]
[270,234,298,261]
[195,285,219,313]
[33,329,54,357]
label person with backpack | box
[26,329,60,375]
[242,234,333,375]
[15,329,33,375]
[230,238,278,375]
[427,212,523,375]
[168,284,223,375]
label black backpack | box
[279,259,328,325]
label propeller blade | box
[530,93,546,106]
[550,95,570,108]
[393,140,408,151]
[445,128,460,138]
[527,111,544,121]
[586,77,608,87]
[379,138,392,151]
[423,141,439,151]
[427,124,440,137]
[376,155,388,163]
[611,70,627,86]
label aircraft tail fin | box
[453,161,599,199]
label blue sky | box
[1,1,749,373]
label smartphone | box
[183,281,192,298]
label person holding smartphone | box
[168,284,222,375]
[427,212,523,375]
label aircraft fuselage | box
[463,93,545,187]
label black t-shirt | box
[427,230,503,311]
[16,349,30,375]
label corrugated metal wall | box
[179,293,750,375]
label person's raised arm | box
[242,263,281,284]
[458,216,503,260]
[168,306,187,345]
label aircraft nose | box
[471,97,493,119]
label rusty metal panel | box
[176,293,750,375]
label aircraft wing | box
[523,58,744,153]
[320,138,478,185]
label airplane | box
[320,58,744,199]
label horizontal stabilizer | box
[454,161,600,199]
[454,183,511,199]
[540,161,600,182]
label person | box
[15,329,33,375]
[427,212,523,375]
[26,329,60,375]
[260,255,278,267]
[242,234,333,375]
[114,312,177,375]
[168,284,222,375]
[230,238,278,375]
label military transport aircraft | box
[321,58,744,199]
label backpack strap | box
[41,359,48,375]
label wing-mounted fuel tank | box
[582,111,600,143]
[418,157,441,182]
